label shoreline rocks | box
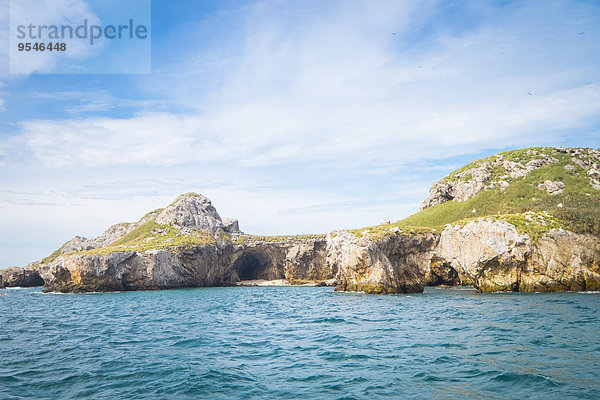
[38,236,334,293]
[0,267,45,288]
[9,216,598,295]
[16,144,600,296]
[35,217,600,294]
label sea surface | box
[1,286,599,399]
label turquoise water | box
[1,286,599,399]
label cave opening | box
[235,253,266,281]
[429,263,460,286]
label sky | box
[0,0,599,267]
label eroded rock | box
[324,219,600,293]
[0,267,45,288]
[40,236,333,293]
[326,230,435,294]
[155,194,225,233]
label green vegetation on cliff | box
[411,148,600,234]
[70,220,217,257]
[357,147,600,239]
[402,190,600,235]
[42,248,63,264]
[234,234,326,245]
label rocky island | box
[2,147,599,294]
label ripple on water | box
[0,286,599,399]
[488,372,563,390]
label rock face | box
[0,267,45,288]
[40,236,332,293]
[435,220,529,291]
[60,209,163,254]
[326,219,600,294]
[56,195,243,258]
[420,151,560,210]
[155,194,221,231]
[440,220,600,292]
[27,145,600,296]
[38,216,600,294]
[222,217,240,234]
[43,248,229,292]
[155,193,241,234]
[326,231,435,293]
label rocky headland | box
[2,147,599,294]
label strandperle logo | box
[15,19,149,45]
[10,0,151,74]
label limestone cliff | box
[326,230,435,294]
[23,147,600,294]
[56,194,241,257]
[327,218,600,294]
[0,267,44,288]
[36,194,332,293]
[332,146,600,294]
[40,237,332,293]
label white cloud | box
[2,0,600,266]
[11,0,600,169]
[15,82,600,169]
[9,0,103,74]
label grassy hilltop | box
[356,147,600,238]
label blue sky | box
[0,0,599,266]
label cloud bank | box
[1,0,599,265]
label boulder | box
[537,180,565,195]
[222,217,240,233]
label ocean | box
[1,286,598,399]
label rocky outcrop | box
[326,231,436,293]
[27,148,600,297]
[554,147,600,189]
[36,208,600,294]
[435,220,530,291]
[234,238,330,283]
[444,223,600,293]
[60,223,135,253]
[328,219,600,294]
[222,217,240,234]
[538,180,565,195]
[419,147,600,210]
[57,196,243,258]
[59,209,163,254]
[42,247,230,292]
[420,151,561,210]
[155,193,241,234]
[0,267,45,288]
[40,236,332,293]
